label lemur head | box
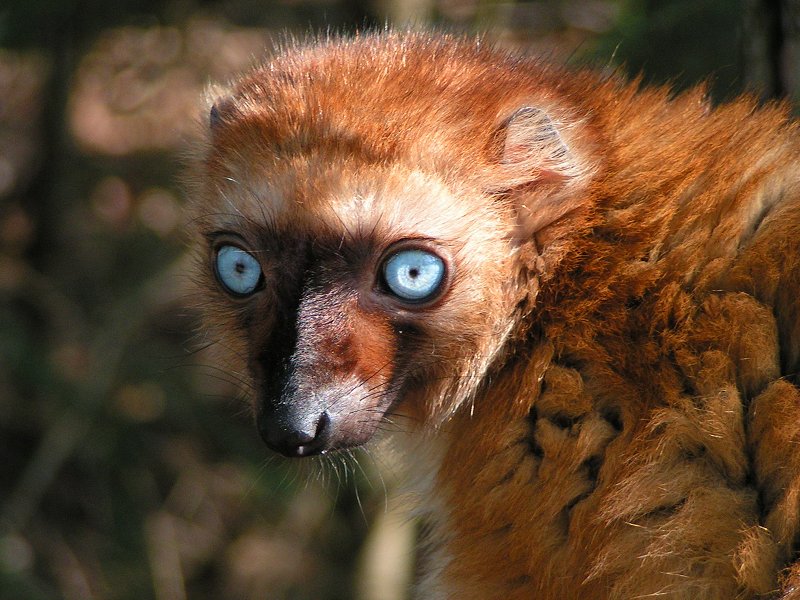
[187,34,596,457]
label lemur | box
[187,32,800,599]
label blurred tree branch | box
[743,0,799,101]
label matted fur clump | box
[187,32,800,598]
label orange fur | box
[188,32,800,598]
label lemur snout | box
[258,405,331,458]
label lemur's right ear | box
[208,97,237,133]
[209,104,223,129]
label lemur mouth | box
[257,406,385,458]
[257,409,332,458]
[255,381,396,458]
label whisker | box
[347,450,368,523]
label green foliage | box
[593,0,746,100]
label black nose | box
[258,410,330,458]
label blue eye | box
[215,245,262,296]
[383,248,446,302]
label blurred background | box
[0,1,798,599]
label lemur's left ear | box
[491,106,593,239]
[496,106,584,187]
